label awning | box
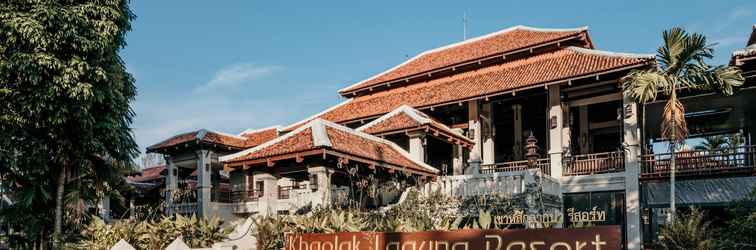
[644,176,756,208]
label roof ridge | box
[220,120,317,162]
[565,46,655,59]
[239,125,282,136]
[310,119,333,147]
[205,129,248,140]
[338,25,589,94]
[356,105,430,131]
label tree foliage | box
[0,0,137,247]
[622,27,744,142]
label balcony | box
[641,146,756,180]
[563,151,625,176]
[480,158,551,175]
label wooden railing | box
[480,158,551,175]
[563,151,625,176]
[641,146,756,179]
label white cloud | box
[193,64,282,93]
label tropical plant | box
[0,0,138,247]
[694,135,729,151]
[76,214,230,250]
[622,27,744,220]
[659,208,713,250]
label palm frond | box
[621,69,667,103]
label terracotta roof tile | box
[315,47,652,124]
[127,165,166,183]
[239,126,280,147]
[339,26,589,94]
[221,119,438,175]
[357,105,474,146]
[147,129,262,152]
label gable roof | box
[357,105,474,147]
[146,129,248,153]
[289,46,652,127]
[339,25,591,95]
[220,119,438,176]
[239,125,280,147]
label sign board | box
[285,226,621,250]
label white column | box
[307,166,332,208]
[254,172,278,216]
[408,132,426,163]
[481,101,495,165]
[547,85,564,178]
[196,150,212,218]
[164,155,177,214]
[623,97,642,250]
[452,128,465,175]
[561,103,572,156]
[513,104,523,160]
[467,100,482,174]
[98,195,111,222]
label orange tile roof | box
[292,47,652,127]
[127,165,166,183]
[146,129,248,152]
[221,119,438,175]
[357,105,474,147]
[339,26,590,95]
[239,126,280,147]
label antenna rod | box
[463,13,467,40]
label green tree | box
[621,28,744,221]
[0,0,137,247]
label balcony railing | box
[230,190,261,202]
[480,158,551,175]
[278,183,308,200]
[641,146,756,179]
[564,151,625,176]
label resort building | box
[137,24,756,250]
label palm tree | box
[621,28,744,222]
[694,135,729,151]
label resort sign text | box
[285,226,620,250]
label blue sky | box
[123,0,755,162]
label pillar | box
[408,132,426,163]
[164,155,177,214]
[254,172,278,216]
[196,150,212,218]
[579,106,589,154]
[561,103,572,158]
[547,85,564,178]
[467,100,482,174]
[98,195,111,222]
[307,166,333,208]
[513,104,523,160]
[481,101,495,165]
[623,97,642,250]
[452,128,465,175]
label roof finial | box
[463,12,468,40]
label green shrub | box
[659,208,713,250]
[76,214,231,249]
